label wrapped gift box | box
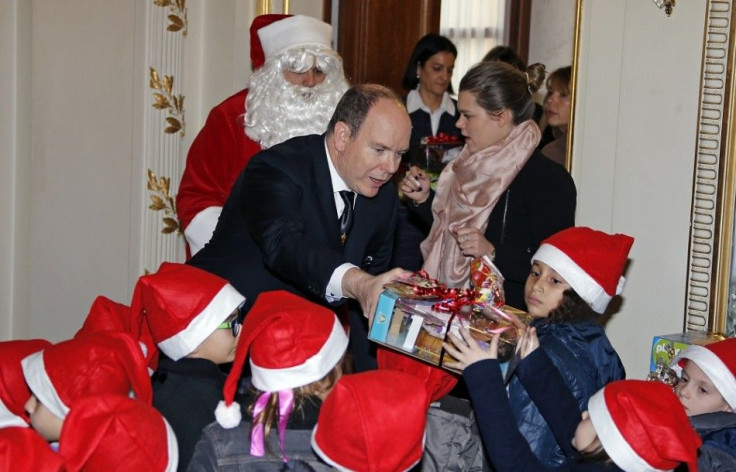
[650,331,726,372]
[369,287,531,374]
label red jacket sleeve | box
[176,89,262,230]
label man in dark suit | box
[189,84,412,370]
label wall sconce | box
[652,0,675,16]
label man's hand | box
[342,267,412,321]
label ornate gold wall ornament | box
[154,0,188,35]
[685,0,735,334]
[147,169,181,235]
[149,67,185,136]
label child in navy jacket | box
[445,328,701,472]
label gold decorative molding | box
[147,169,181,235]
[685,0,735,334]
[149,67,185,136]
[566,0,584,173]
[154,0,188,35]
[257,0,290,15]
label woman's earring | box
[416,74,420,79]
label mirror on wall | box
[439,0,580,171]
[684,0,736,336]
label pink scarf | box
[421,120,541,287]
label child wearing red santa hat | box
[669,338,736,469]
[20,331,151,444]
[0,339,50,429]
[134,262,246,471]
[0,426,65,472]
[475,226,633,467]
[58,394,178,472]
[445,328,702,471]
[187,290,349,471]
[310,370,431,472]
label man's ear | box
[333,121,351,152]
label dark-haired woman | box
[392,33,463,271]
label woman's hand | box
[453,226,495,259]
[400,166,431,204]
[516,327,540,360]
[443,328,499,371]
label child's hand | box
[516,327,540,360]
[443,328,499,371]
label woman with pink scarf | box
[401,61,576,309]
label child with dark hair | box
[136,262,247,471]
[454,226,631,468]
[445,328,701,472]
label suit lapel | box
[311,135,343,250]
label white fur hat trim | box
[250,317,348,392]
[258,15,332,63]
[588,389,668,472]
[671,345,736,410]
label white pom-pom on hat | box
[215,400,242,429]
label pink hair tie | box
[250,390,295,461]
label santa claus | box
[177,14,349,256]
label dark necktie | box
[339,190,355,245]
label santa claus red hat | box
[377,346,457,403]
[59,394,177,472]
[588,380,701,472]
[215,290,348,428]
[0,339,51,428]
[75,295,159,371]
[532,226,634,313]
[20,332,151,421]
[0,426,65,472]
[252,14,333,68]
[671,337,736,410]
[132,262,245,361]
[250,14,291,69]
[311,370,430,472]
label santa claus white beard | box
[245,65,348,149]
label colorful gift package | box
[369,271,531,373]
[648,331,726,385]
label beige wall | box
[0,0,711,381]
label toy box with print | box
[368,270,532,373]
[650,331,726,372]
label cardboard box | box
[650,331,726,372]
[369,288,531,373]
